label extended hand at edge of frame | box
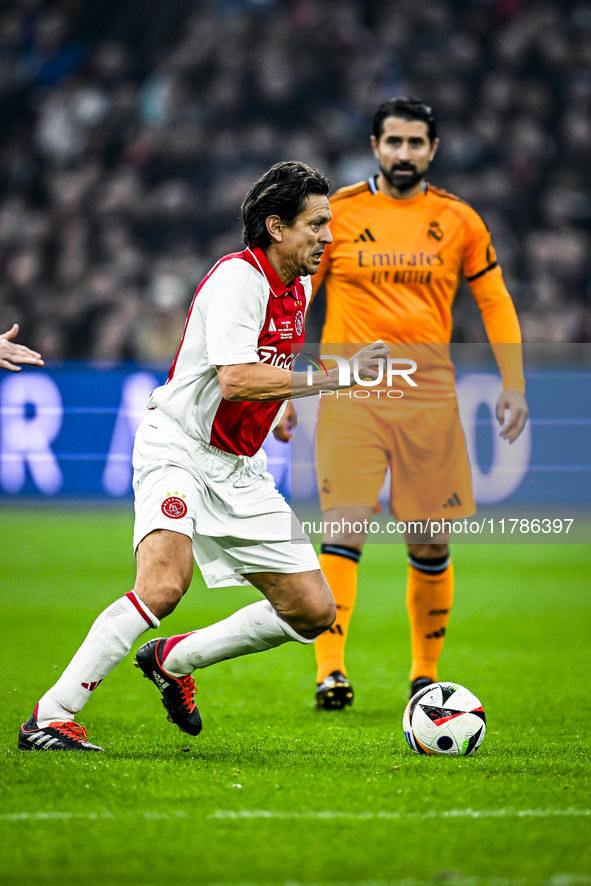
[0,324,44,372]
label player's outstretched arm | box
[496,388,529,443]
[217,341,390,402]
[217,361,339,401]
[0,324,44,372]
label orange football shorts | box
[315,393,475,521]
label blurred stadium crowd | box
[0,0,590,361]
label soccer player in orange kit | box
[306,97,529,708]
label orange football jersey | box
[312,179,524,391]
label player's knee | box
[156,581,187,616]
[135,573,191,619]
[292,596,337,639]
[314,595,337,632]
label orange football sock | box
[314,551,359,683]
[407,561,454,683]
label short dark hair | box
[242,161,330,248]
[372,97,437,143]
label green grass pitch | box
[0,508,589,886]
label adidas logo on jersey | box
[269,318,277,332]
[354,228,376,242]
[442,493,462,508]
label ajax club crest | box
[294,310,304,336]
[161,495,188,519]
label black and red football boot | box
[134,638,202,736]
[19,712,103,751]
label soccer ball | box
[402,681,486,756]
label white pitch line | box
[0,811,188,822]
[1,808,589,825]
[207,807,591,822]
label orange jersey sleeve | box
[316,180,524,390]
[469,267,524,392]
[460,198,524,391]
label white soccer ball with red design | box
[402,681,486,756]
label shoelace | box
[53,721,89,741]
[177,675,197,710]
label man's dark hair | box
[372,97,437,143]
[242,161,330,248]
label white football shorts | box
[132,410,318,588]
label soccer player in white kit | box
[19,161,389,751]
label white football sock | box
[36,592,159,726]
[162,600,313,677]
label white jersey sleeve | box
[148,256,271,445]
[206,261,266,367]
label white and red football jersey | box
[148,246,310,457]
